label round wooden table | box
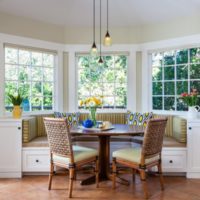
[71,124,144,184]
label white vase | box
[188,106,198,119]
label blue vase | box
[82,119,94,128]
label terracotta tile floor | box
[0,173,200,200]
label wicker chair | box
[43,117,99,198]
[112,118,168,199]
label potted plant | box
[8,92,23,118]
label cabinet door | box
[187,123,200,172]
[0,121,22,174]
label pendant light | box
[98,0,103,63]
[104,0,112,46]
[91,0,97,55]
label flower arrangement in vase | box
[8,91,23,118]
[79,96,102,126]
[180,88,199,118]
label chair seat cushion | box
[53,145,98,165]
[112,148,159,164]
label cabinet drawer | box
[162,149,186,172]
[23,148,50,172]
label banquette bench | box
[22,113,187,173]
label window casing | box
[151,47,200,111]
[77,54,128,110]
[4,45,56,112]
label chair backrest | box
[43,117,74,161]
[142,118,168,159]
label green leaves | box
[8,92,23,106]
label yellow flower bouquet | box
[79,96,102,125]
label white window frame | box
[140,34,200,114]
[76,53,129,110]
[0,33,64,117]
[66,44,137,113]
[4,45,56,112]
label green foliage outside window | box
[152,47,200,111]
[5,47,55,112]
[77,55,127,109]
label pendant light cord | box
[93,0,95,43]
[100,0,102,57]
[107,0,108,32]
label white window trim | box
[0,33,65,117]
[65,44,137,113]
[140,33,200,114]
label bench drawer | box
[23,148,50,172]
[162,148,187,172]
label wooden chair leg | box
[95,156,99,188]
[139,169,149,199]
[48,162,54,190]
[68,167,75,198]
[112,158,117,189]
[158,162,164,190]
[132,168,136,182]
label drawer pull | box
[189,127,192,130]
[18,127,21,130]
[169,160,173,163]
[36,159,39,163]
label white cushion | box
[53,145,98,165]
[112,148,159,164]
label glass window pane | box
[152,82,162,95]
[5,48,18,64]
[163,51,175,65]
[190,64,200,79]
[32,82,42,96]
[19,82,30,98]
[43,54,54,67]
[114,55,127,69]
[152,53,163,67]
[164,66,174,80]
[43,96,53,110]
[115,96,127,108]
[43,82,53,96]
[190,81,200,92]
[90,83,103,96]
[5,65,18,81]
[176,49,188,64]
[19,66,31,82]
[19,50,31,65]
[152,97,162,110]
[103,83,115,96]
[43,68,54,81]
[164,97,175,110]
[177,97,188,111]
[78,83,90,96]
[152,67,162,81]
[177,65,188,80]
[31,67,42,81]
[102,96,114,108]
[78,56,90,69]
[190,48,200,63]
[164,82,175,95]
[31,52,42,66]
[104,56,114,69]
[5,81,18,96]
[115,70,127,83]
[102,69,115,83]
[31,97,42,111]
[177,81,188,95]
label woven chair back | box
[142,118,168,158]
[43,117,73,160]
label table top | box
[70,124,144,136]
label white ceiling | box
[0,0,200,28]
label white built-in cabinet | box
[0,118,22,178]
[187,118,200,178]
